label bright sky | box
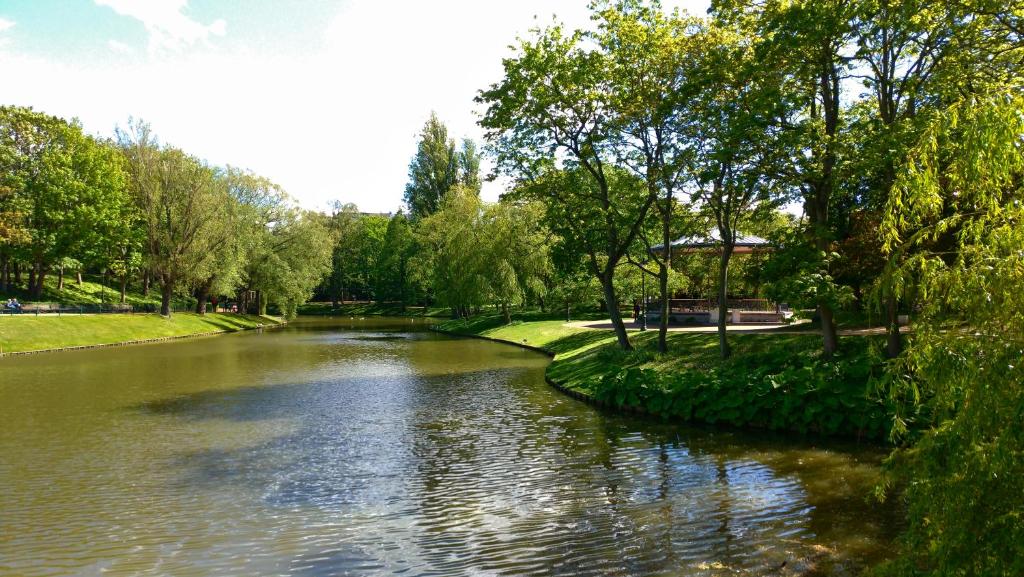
[0,0,710,213]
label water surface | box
[0,317,896,576]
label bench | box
[17,302,60,314]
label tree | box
[714,0,857,357]
[479,23,659,350]
[414,185,490,317]
[0,106,130,299]
[687,24,787,358]
[403,113,481,219]
[118,120,229,316]
[376,212,418,308]
[484,200,551,323]
[595,0,701,353]
[245,208,333,318]
[875,88,1024,577]
[851,0,961,357]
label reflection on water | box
[0,317,896,576]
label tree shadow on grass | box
[193,314,270,332]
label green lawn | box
[0,313,279,354]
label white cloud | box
[107,39,134,54]
[93,0,225,54]
[0,17,15,32]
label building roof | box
[651,230,772,252]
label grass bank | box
[0,313,280,355]
[2,274,194,309]
[439,312,901,441]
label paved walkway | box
[565,319,894,336]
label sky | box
[0,0,710,214]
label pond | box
[0,317,897,576]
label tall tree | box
[118,120,229,316]
[714,0,856,357]
[595,0,701,353]
[688,24,788,359]
[0,106,130,299]
[404,113,482,219]
[479,23,659,350]
[852,0,960,357]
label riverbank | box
[0,313,281,355]
[438,313,898,441]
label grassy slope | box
[0,313,279,354]
[441,314,833,390]
[2,275,193,308]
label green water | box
[0,317,897,576]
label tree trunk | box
[886,294,902,358]
[160,277,173,317]
[0,254,8,292]
[58,266,64,291]
[258,290,267,316]
[120,274,128,304]
[601,273,632,351]
[195,283,210,315]
[141,270,149,296]
[28,265,36,298]
[717,246,733,360]
[811,203,839,358]
[77,270,83,286]
[30,263,47,300]
[501,302,510,325]
[658,253,670,354]
[14,261,21,286]
[819,304,839,358]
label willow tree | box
[484,200,551,324]
[479,23,658,350]
[414,184,490,318]
[876,90,1024,577]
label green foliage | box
[0,106,132,297]
[591,339,896,439]
[870,89,1024,577]
[403,112,481,219]
[762,236,855,317]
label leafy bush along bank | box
[584,340,896,440]
[439,314,903,441]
